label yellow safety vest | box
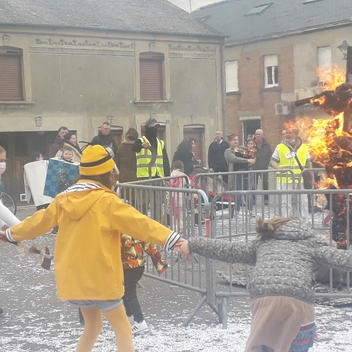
[276,143,308,184]
[136,136,165,178]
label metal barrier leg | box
[217,297,228,329]
[182,295,207,327]
[182,295,222,327]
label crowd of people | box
[0,119,332,352]
[42,120,314,226]
[206,127,314,221]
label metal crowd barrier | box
[118,179,215,326]
[118,170,352,328]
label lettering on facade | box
[168,44,216,53]
[33,38,134,49]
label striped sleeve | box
[163,231,181,251]
[5,228,18,244]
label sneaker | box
[132,320,148,334]
[0,307,3,317]
[127,315,135,325]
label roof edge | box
[0,22,226,40]
[225,19,352,47]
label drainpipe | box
[220,42,227,136]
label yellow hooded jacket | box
[7,180,176,301]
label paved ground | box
[0,205,352,351]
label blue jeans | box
[68,298,123,312]
[236,175,253,212]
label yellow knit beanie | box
[80,145,115,176]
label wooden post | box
[346,46,352,83]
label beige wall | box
[0,25,224,160]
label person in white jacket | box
[0,145,20,317]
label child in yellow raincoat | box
[0,145,181,352]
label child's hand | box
[174,238,191,258]
[0,230,7,242]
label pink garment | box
[170,169,189,231]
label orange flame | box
[316,64,346,90]
[290,65,350,188]
[310,65,347,115]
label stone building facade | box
[0,0,224,200]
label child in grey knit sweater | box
[176,217,352,352]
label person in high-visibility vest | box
[270,128,313,221]
[132,117,170,218]
[132,117,170,179]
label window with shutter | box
[0,47,23,101]
[139,52,164,101]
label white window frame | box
[240,117,262,143]
[264,55,278,87]
[317,46,331,81]
[225,60,239,93]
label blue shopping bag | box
[44,158,79,198]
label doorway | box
[241,119,261,142]
[183,124,205,165]
[97,125,124,147]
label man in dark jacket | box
[91,122,118,157]
[252,129,272,204]
[207,130,229,183]
[48,126,69,158]
[208,130,229,173]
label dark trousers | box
[123,266,145,323]
[137,176,162,221]
[254,171,269,201]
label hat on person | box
[145,116,159,128]
[80,145,115,176]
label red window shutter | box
[140,54,164,101]
[0,54,23,101]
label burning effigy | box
[294,62,352,249]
